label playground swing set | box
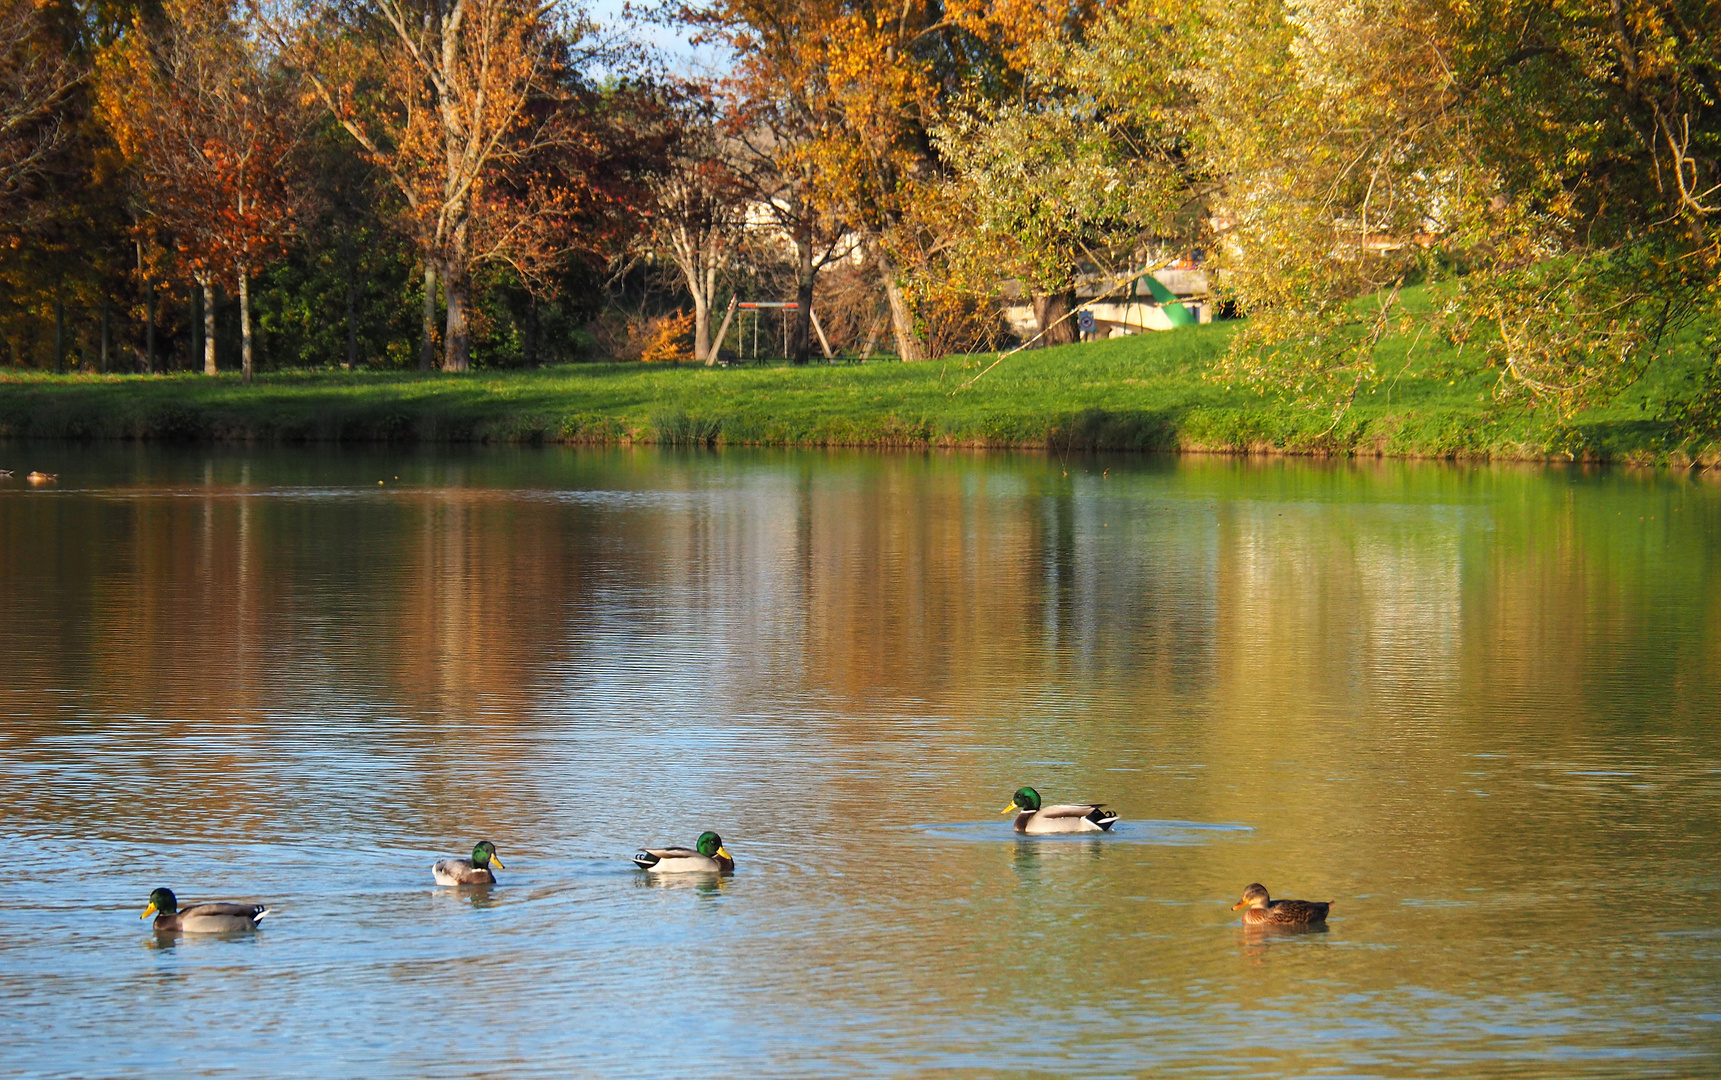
[706,295,884,366]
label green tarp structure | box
[1138,274,1197,328]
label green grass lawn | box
[1,314,1714,461]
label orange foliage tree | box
[690,0,1084,360]
[97,0,306,381]
[645,89,748,363]
[279,0,608,371]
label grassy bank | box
[2,318,1716,462]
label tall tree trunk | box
[136,241,155,373]
[691,289,711,363]
[419,262,437,371]
[523,297,539,368]
[874,245,923,362]
[789,231,815,364]
[53,295,64,373]
[200,278,217,375]
[145,277,157,374]
[239,266,253,384]
[443,268,471,372]
[100,296,110,374]
[1032,290,1078,347]
[343,232,359,369]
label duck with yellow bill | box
[432,840,505,885]
[633,831,733,873]
[1001,787,1119,834]
[141,887,269,933]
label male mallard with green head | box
[1231,883,1330,925]
[141,887,269,933]
[433,840,505,885]
[633,831,734,873]
[1001,787,1119,834]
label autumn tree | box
[933,0,1199,346]
[643,88,748,363]
[720,91,853,363]
[1195,0,1720,419]
[691,0,929,359]
[280,0,613,371]
[0,0,81,222]
[689,0,1114,360]
[98,0,307,381]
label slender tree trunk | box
[789,231,815,364]
[145,277,157,374]
[1032,290,1078,347]
[239,266,253,384]
[200,278,217,375]
[873,245,923,362]
[443,254,471,372]
[419,262,437,371]
[523,297,539,367]
[691,290,711,364]
[100,296,110,374]
[53,295,64,373]
[343,232,359,369]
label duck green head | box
[696,831,731,861]
[472,840,504,870]
[1001,787,1042,814]
[141,887,177,919]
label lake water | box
[2,445,1719,1077]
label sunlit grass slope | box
[1,310,1714,461]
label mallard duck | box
[26,472,57,485]
[1231,883,1330,925]
[633,831,733,873]
[1001,787,1119,834]
[141,887,269,933]
[432,840,504,885]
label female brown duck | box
[1231,883,1330,925]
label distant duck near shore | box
[26,471,57,484]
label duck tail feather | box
[632,850,659,870]
[252,907,271,924]
[1089,806,1120,830]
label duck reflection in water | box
[635,872,728,897]
[1012,836,1109,877]
[430,882,499,910]
[1237,919,1329,962]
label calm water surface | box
[2,445,1719,1077]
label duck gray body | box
[158,902,270,933]
[432,859,497,885]
[142,889,268,933]
[1012,804,1119,834]
[1002,788,1118,834]
[633,831,734,873]
[432,840,504,886]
